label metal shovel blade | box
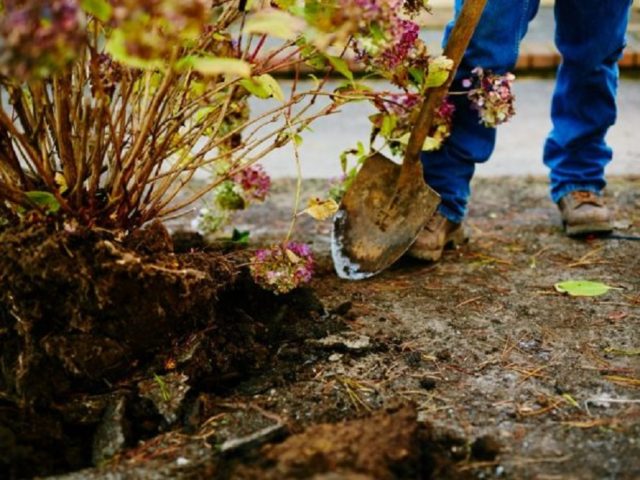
[331,153,440,280]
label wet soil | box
[4,176,640,479]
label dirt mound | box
[226,406,474,480]
[0,222,339,479]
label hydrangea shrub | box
[0,0,515,293]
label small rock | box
[613,219,632,230]
[220,423,287,455]
[92,395,129,465]
[309,332,371,352]
[329,353,343,362]
[138,372,190,424]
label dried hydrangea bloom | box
[0,0,85,79]
[338,0,425,78]
[234,165,271,202]
[371,93,455,152]
[90,52,123,97]
[465,67,516,128]
[250,242,315,294]
[109,0,209,60]
[429,96,456,148]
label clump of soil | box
[0,221,234,406]
[0,221,340,479]
[227,405,473,480]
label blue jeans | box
[421,0,632,223]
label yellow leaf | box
[425,55,453,88]
[285,249,301,264]
[422,136,442,151]
[187,56,251,78]
[301,197,339,220]
[54,172,68,194]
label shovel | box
[331,0,488,280]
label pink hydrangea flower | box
[0,0,85,79]
[465,67,516,127]
[234,164,271,202]
[340,0,422,72]
[250,242,315,294]
[380,19,420,69]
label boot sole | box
[564,221,613,237]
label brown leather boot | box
[407,212,467,262]
[557,190,613,236]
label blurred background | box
[254,1,640,180]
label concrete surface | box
[254,78,640,179]
[262,7,640,73]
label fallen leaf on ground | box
[553,280,617,297]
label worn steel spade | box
[331,0,488,280]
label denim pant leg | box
[422,0,540,223]
[544,0,632,203]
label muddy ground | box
[55,176,640,479]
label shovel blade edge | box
[331,153,440,280]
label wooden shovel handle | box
[403,0,488,166]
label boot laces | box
[571,191,603,207]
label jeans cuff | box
[437,203,465,224]
[551,183,603,204]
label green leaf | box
[424,70,449,89]
[408,67,424,86]
[106,30,165,70]
[554,280,617,297]
[244,9,303,40]
[396,132,410,144]
[240,78,270,99]
[380,115,397,138]
[25,191,61,214]
[301,45,326,69]
[260,74,284,101]
[180,55,251,78]
[425,56,453,89]
[326,55,353,81]
[80,0,112,22]
[368,22,386,43]
[395,133,442,152]
[240,74,284,101]
[230,229,251,245]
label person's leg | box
[544,0,632,203]
[422,0,540,224]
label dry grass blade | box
[603,375,640,388]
